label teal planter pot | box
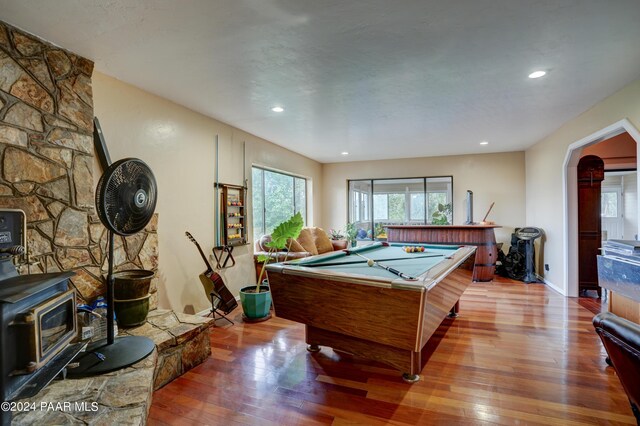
[239,285,271,321]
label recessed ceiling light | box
[528,70,546,79]
[271,106,284,112]
[341,151,349,155]
[480,141,489,145]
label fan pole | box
[107,230,115,345]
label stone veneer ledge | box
[12,311,214,425]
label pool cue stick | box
[350,252,417,280]
[481,202,495,223]
[214,135,220,247]
[285,253,444,268]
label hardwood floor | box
[149,277,635,425]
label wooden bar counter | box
[386,225,500,282]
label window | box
[348,176,452,240]
[373,194,388,220]
[410,193,425,221]
[601,190,619,218]
[252,167,307,241]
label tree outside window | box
[252,167,307,241]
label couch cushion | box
[286,238,306,253]
[297,228,318,255]
[312,227,334,254]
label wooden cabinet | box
[577,155,605,295]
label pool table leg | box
[402,373,420,383]
[307,344,320,352]
[448,301,460,318]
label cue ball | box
[367,259,375,267]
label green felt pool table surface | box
[287,242,461,280]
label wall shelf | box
[213,183,248,268]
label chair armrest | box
[253,251,311,262]
[593,312,640,414]
[283,251,312,260]
[331,240,348,251]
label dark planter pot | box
[239,285,271,320]
[114,294,151,328]
[113,269,154,300]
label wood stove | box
[0,210,84,425]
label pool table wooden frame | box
[266,245,476,382]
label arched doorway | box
[563,119,640,297]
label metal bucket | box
[113,269,154,300]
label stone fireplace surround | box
[0,20,159,307]
[0,19,215,425]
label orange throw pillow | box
[286,238,305,253]
[311,227,334,254]
[296,228,318,255]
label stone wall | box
[0,20,158,307]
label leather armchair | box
[253,227,348,281]
[593,312,640,424]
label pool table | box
[266,242,476,382]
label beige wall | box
[92,72,322,314]
[322,152,526,248]
[526,78,640,295]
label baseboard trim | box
[538,274,565,296]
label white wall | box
[526,78,640,294]
[92,72,322,314]
[322,152,526,248]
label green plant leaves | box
[265,211,304,250]
[432,202,452,225]
[257,254,272,263]
[257,212,305,290]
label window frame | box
[252,166,308,240]
[347,176,453,241]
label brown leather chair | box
[253,227,348,281]
[593,312,640,424]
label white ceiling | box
[2,1,640,163]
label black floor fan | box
[69,158,157,376]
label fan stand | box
[68,232,155,376]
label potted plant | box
[345,222,357,247]
[328,228,345,240]
[241,212,304,321]
[432,202,453,225]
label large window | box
[252,167,307,241]
[348,176,452,240]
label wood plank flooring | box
[149,276,635,425]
